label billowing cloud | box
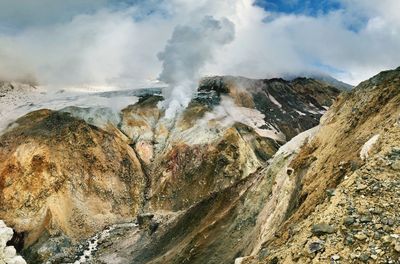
[0,0,399,88]
[0,6,171,86]
[208,0,400,85]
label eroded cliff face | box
[73,127,316,264]
[0,110,147,262]
[116,95,258,215]
[239,67,400,263]
[0,76,341,263]
[117,77,341,215]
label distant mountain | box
[310,74,353,91]
[283,73,353,91]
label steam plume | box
[157,15,235,118]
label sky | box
[0,0,399,88]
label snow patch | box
[295,110,307,116]
[0,84,139,134]
[306,102,322,114]
[360,134,380,161]
[307,109,320,115]
[268,94,282,108]
[274,126,319,158]
[201,96,285,141]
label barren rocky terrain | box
[0,68,399,264]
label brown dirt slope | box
[0,110,146,247]
[251,67,400,263]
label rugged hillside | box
[199,76,340,139]
[0,76,340,263]
[84,69,398,264]
[0,110,146,262]
[239,67,400,263]
[90,127,318,264]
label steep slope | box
[200,76,340,140]
[0,76,340,263]
[80,78,338,263]
[0,110,146,263]
[91,127,318,264]
[237,67,400,263]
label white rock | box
[0,220,27,264]
[234,257,245,264]
[0,226,13,248]
[360,134,380,160]
[5,256,26,264]
[3,247,16,259]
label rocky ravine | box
[0,76,343,263]
[85,69,399,264]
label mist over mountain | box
[282,73,353,91]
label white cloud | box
[0,7,172,87]
[0,0,399,89]
[208,0,400,85]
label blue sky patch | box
[311,61,347,76]
[255,0,342,16]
